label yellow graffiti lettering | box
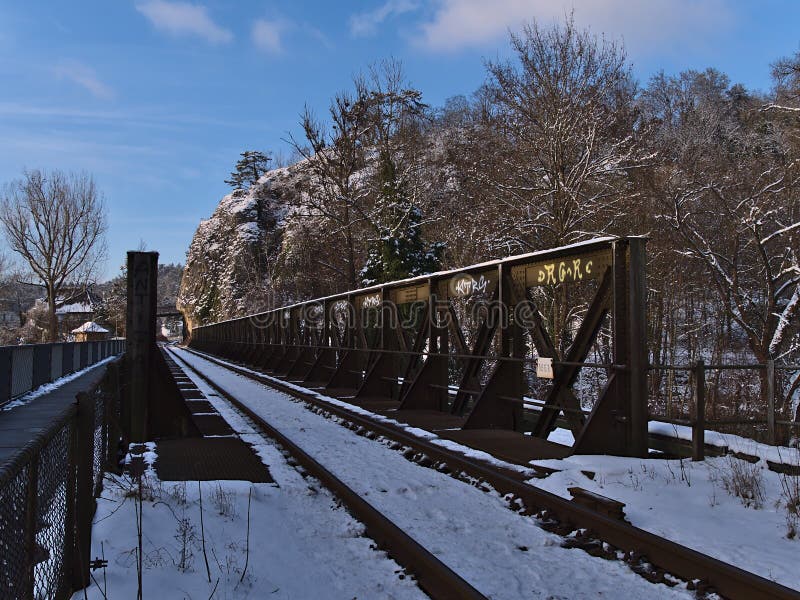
[545,263,556,284]
[558,261,567,282]
[585,260,593,275]
[573,259,582,280]
[537,269,546,283]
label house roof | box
[71,321,109,334]
[56,302,94,314]
[55,285,101,314]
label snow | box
[529,451,800,590]
[1,356,118,411]
[165,347,691,598]
[55,302,93,314]
[184,350,540,478]
[71,321,109,334]
[76,444,423,600]
[649,420,800,466]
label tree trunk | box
[345,219,357,290]
[47,286,58,342]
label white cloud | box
[136,1,233,44]
[350,0,419,37]
[53,60,115,100]
[414,0,733,56]
[251,19,283,54]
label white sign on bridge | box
[536,357,554,379]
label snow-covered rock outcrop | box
[178,166,298,330]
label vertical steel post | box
[125,251,158,442]
[609,240,631,454]
[692,360,706,461]
[72,391,95,589]
[0,346,12,404]
[628,237,648,457]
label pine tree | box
[224,151,271,190]
[360,153,444,285]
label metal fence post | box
[71,391,95,590]
[692,359,706,461]
[0,346,13,404]
[766,359,776,445]
[102,361,121,469]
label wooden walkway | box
[0,363,111,466]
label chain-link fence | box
[0,340,125,409]
[0,358,122,599]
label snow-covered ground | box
[163,347,691,599]
[648,420,800,466]
[531,442,800,590]
[75,443,424,598]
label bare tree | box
[290,84,372,289]
[765,50,800,114]
[1,169,107,341]
[288,59,434,288]
[643,68,800,418]
[480,15,643,252]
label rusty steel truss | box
[190,236,649,457]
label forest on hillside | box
[182,18,799,428]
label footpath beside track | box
[171,346,800,600]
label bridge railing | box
[0,339,125,409]
[0,359,122,598]
[648,361,800,459]
[190,236,652,457]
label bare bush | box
[174,517,197,572]
[211,483,237,518]
[779,473,800,539]
[720,456,766,508]
[777,448,800,538]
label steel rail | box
[180,346,800,600]
[167,347,486,600]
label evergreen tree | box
[224,151,271,190]
[360,152,444,285]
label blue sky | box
[1,0,799,280]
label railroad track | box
[171,346,800,600]
[167,347,485,600]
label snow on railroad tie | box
[170,347,692,599]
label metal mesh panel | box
[12,346,34,398]
[33,423,71,599]
[50,344,63,382]
[32,346,52,390]
[33,424,72,600]
[93,391,105,494]
[0,463,31,599]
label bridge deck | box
[340,398,571,465]
[155,350,272,482]
[0,362,112,465]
